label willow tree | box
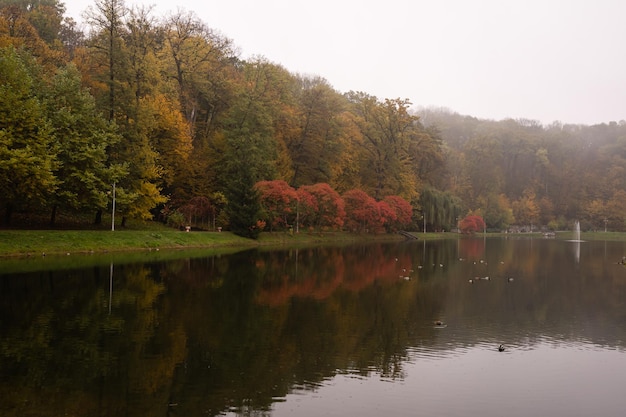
[419,186,463,232]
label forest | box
[1,0,625,236]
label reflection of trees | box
[159,244,449,415]
[4,239,626,416]
[0,264,185,417]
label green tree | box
[224,165,262,238]
[43,63,123,224]
[479,193,514,231]
[220,59,297,237]
[0,46,58,224]
[419,186,463,232]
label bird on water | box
[498,344,505,352]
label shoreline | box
[0,229,416,259]
[0,228,620,260]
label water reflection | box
[1,237,626,416]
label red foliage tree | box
[255,180,298,231]
[298,183,345,231]
[382,195,413,231]
[342,189,382,233]
[459,215,486,234]
[377,200,397,232]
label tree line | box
[1,0,625,235]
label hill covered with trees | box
[1,0,625,235]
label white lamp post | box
[111,182,116,231]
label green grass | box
[1,226,624,259]
[0,226,408,258]
[0,228,255,257]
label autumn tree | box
[462,135,504,208]
[285,76,350,187]
[346,92,421,200]
[85,0,169,225]
[255,180,298,231]
[0,1,65,70]
[342,189,381,233]
[512,189,540,230]
[382,195,413,231]
[161,10,236,138]
[606,190,626,230]
[84,0,128,121]
[297,183,345,231]
[459,214,486,234]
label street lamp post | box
[111,182,116,231]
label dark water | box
[2,237,626,416]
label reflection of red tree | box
[459,238,485,260]
[256,247,415,306]
[257,270,343,307]
[342,249,409,291]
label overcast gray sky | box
[65,0,626,125]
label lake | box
[2,236,626,416]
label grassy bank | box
[1,227,622,259]
[0,229,248,257]
[0,227,410,258]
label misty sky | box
[65,0,626,125]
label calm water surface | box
[2,237,626,416]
